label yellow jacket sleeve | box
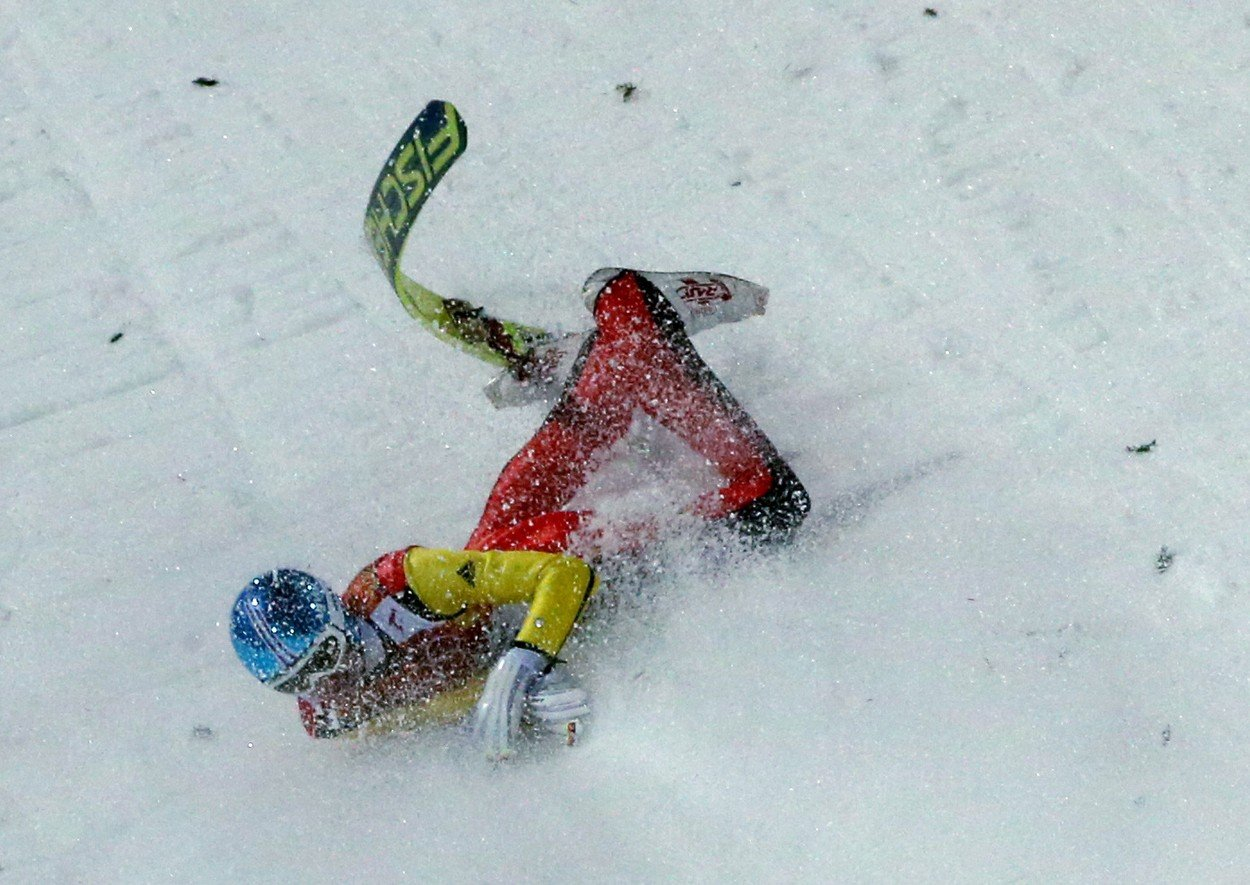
[401,548,597,659]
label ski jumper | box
[298,270,808,737]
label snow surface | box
[5,1,1250,880]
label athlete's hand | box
[525,669,591,738]
[470,646,549,760]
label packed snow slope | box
[5,1,1250,880]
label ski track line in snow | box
[0,28,319,607]
[916,9,1231,314]
[805,452,963,537]
[1097,0,1250,276]
[799,3,1250,475]
[942,4,1240,313]
[1,20,365,515]
[963,2,1250,287]
[0,100,221,438]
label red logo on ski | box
[678,277,732,313]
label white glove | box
[525,669,592,740]
[470,646,549,760]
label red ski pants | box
[466,270,807,554]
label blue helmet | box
[230,569,359,693]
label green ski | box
[364,101,550,375]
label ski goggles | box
[266,622,350,694]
